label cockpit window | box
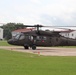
[19,34,25,40]
[14,34,20,40]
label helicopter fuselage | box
[8,30,76,50]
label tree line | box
[0,23,26,40]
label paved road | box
[0,46,76,56]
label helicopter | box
[8,24,76,50]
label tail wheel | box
[24,46,29,49]
[32,45,36,50]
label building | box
[0,28,3,40]
[60,30,76,39]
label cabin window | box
[37,36,46,40]
[36,36,41,41]
[43,36,47,40]
[37,36,40,40]
[31,36,33,40]
[29,36,34,40]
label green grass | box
[0,40,11,46]
[0,49,76,75]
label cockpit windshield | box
[19,34,25,40]
[14,34,20,40]
[14,33,25,40]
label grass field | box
[0,41,76,75]
[0,49,76,75]
[0,40,11,46]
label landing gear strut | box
[24,46,29,49]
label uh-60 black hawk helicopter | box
[8,24,76,50]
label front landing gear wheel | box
[24,46,29,49]
[32,45,36,50]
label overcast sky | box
[0,0,76,26]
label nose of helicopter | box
[7,39,13,44]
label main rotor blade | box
[24,24,76,27]
[43,25,76,31]
[43,26,76,27]
[24,25,35,27]
[24,24,43,27]
[24,24,76,31]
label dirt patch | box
[0,46,76,56]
